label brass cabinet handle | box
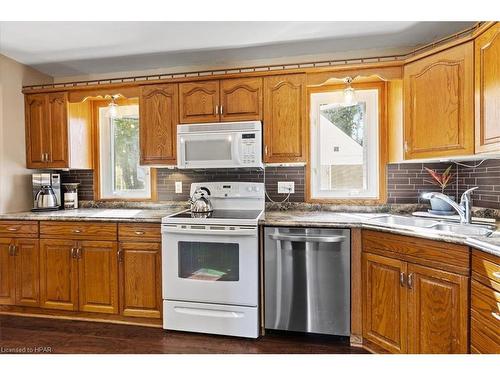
[13,245,18,256]
[117,249,124,262]
[73,229,82,233]
[70,247,76,258]
[8,244,14,256]
[408,273,414,289]
[492,312,500,321]
[400,272,406,287]
[492,271,500,280]
[134,231,145,235]
[215,105,219,115]
[220,105,223,114]
[7,227,19,232]
[265,145,268,155]
[76,248,82,259]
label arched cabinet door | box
[139,84,179,165]
[403,42,474,159]
[220,77,262,122]
[475,23,500,154]
[179,81,220,124]
[263,74,306,163]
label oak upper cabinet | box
[179,81,220,123]
[78,241,119,314]
[363,253,408,354]
[475,23,500,154]
[403,42,474,159]
[139,84,179,165]
[407,263,469,354]
[119,242,162,318]
[0,238,15,305]
[263,74,306,163]
[220,77,263,121]
[40,239,78,311]
[25,92,92,169]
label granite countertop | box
[0,207,499,257]
[260,210,500,257]
[0,208,183,223]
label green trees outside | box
[321,103,365,146]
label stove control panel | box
[190,182,264,199]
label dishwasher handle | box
[268,233,346,243]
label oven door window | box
[178,241,239,281]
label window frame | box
[92,98,157,201]
[306,81,387,205]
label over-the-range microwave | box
[177,121,263,169]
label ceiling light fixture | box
[343,77,357,106]
[108,95,119,118]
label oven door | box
[162,225,258,307]
[177,131,242,169]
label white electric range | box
[161,182,264,338]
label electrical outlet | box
[278,181,295,194]
[175,181,182,193]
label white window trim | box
[99,106,151,200]
[310,89,380,200]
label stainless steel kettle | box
[35,185,58,209]
[189,187,213,213]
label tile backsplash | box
[387,159,500,209]
[59,158,500,210]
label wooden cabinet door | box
[220,77,262,121]
[0,238,15,305]
[179,81,220,123]
[263,74,306,163]
[139,84,179,165]
[119,242,162,318]
[46,92,69,168]
[404,42,474,159]
[407,263,469,354]
[40,239,78,311]
[363,253,408,353]
[78,241,118,314]
[25,94,49,168]
[14,239,40,307]
[475,23,500,153]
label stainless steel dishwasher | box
[264,227,350,336]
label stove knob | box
[247,186,253,192]
[253,186,260,192]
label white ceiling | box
[0,21,475,78]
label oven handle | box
[163,227,257,237]
[268,233,346,243]
[174,306,244,318]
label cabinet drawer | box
[0,221,38,237]
[362,230,470,275]
[471,316,500,354]
[471,280,500,349]
[118,223,161,242]
[472,250,500,292]
[40,221,117,240]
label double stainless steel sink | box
[368,215,496,237]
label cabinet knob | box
[134,231,145,235]
[73,229,82,233]
[7,227,19,232]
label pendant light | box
[343,77,357,106]
[108,95,119,118]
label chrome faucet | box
[421,187,479,224]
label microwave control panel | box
[241,133,257,164]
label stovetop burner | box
[169,209,263,221]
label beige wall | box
[0,54,53,213]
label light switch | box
[175,181,182,193]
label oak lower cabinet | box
[0,238,40,307]
[78,241,119,314]
[263,74,306,163]
[362,230,469,354]
[470,250,500,353]
[119,242,162,318]
[474,22,500,154]
[403,42,474,159]
[139,83,179,165]
[40,239,119,314]
[363,253,408,353]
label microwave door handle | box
[234,133,242,165]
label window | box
[99,103,151,199]
[309,84,384,201]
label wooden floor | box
[0,315,368,354]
